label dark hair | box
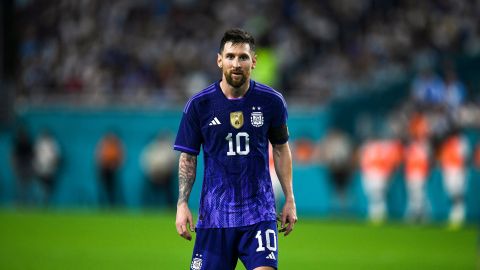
[219,28,255,53]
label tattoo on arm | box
[177,153,197,205]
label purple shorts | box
[189,220,278,270]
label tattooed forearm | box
[177,152,197,205]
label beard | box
[225,70,247,88]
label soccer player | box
[360,138,402,224]
[174,28,297,270]
[404,111,431,223]
[439,129,469,229]
[404,138,431,223]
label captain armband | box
[268,124,289,145]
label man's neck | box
[220,79,250,99]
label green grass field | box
[0,209,477,270]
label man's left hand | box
[278,199,297,236]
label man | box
[439,129,468,229]
[403,138,430,223]
[141,132,176,208]
[34,129,61,206]
[96,131,124,207]
[11,125,34,206]
[404,111,431,223]
[174,29,297,270]
[359,137,402,224]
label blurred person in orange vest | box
[404,111,431,223]
[438,128,469,229]
[96,131,124,207]
[292,137,315,164]
[360,138,403,224]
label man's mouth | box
[231,72,243,79]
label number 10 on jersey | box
[226,132,250,156]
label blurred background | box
[2,0,479,221]
[0,0,480,221]
[0,0,479,268]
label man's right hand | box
[175,202,195,241]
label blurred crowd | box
[15,0,480,105]
[291,66,480,227]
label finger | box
[179,224,187,236]
[285,215,298,236]
[188,216,195,232]
[184,230,192,241]
[284,220,294,236]
[176,223,186,235]
[180,225,192,241]
[287,220,295,233]
[281,213,287,230]
[179,224,190,240]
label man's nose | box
[233,58,240,67]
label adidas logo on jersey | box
[266,252,276,260]
[209,117,221,126]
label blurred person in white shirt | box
[141,132,177,209]
[34,129,61,205]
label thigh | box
[443,169,466,197]
[190,228,238,270]
[238,221,278,270]
[362,174,387,198]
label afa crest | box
[251,112,264,127]
[230,111,244,129]
[191,257,203,270]
[191,254,203,270]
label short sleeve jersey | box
[174,80,288,228]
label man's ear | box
[217,53,223,69]
[252,54,257,69]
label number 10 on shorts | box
[255,229,277,252]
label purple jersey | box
[174,80,288,228]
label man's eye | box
[240,55,249,60]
